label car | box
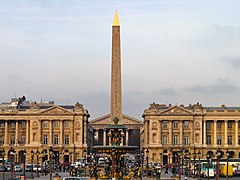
[15,165,23,172]
[63,177,87,180]
[0,166,7,172]
[33,165,41,172]
[6,165,11,171]
[25,164,32,172]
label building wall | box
[142,102,240,164]
[0,99,90,164]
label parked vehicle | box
[33,164,41,172]
[220,165,233,177]
[25,164,32,172]
[14,165,23,172]
[0,166,7,172]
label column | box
[71,120,74,144]
[4,121,8,145]
[159,120,162,144]
[180,121,183,145]
[15,121,18,145]
[203,120,206,145]
[95,129,99,142]
[38,120,42,143]
[83,115,87,146]
[103,129,106,146]
[126,129,129,145]
[49,120,52,145]
[236,120,239,145]
[26,120,29,144]
[72,120,74,144]
[214,120,217,146]
[225,120,228,145]
[191,120,194,145]
[144,120,148,147]
[169,121,172,145]
[60,120,63,144]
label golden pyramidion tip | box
[112,10,120,26]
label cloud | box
[186,82,240,94]
[220,56,240,68]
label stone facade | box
[0,97,90,164]
[142,102,240,164]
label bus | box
[199,162,215,178]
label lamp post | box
[23,150,26,178]
[188,152,191,177]
[141,150,144,178]
[41,151,44,176]
[30,150,34,179]
[226,149,230,180]
[90,152,92,177]
[198,150,201,179]
[83,149,87,177]
[146,149,149,177]
[178,152,181,180]
[207,154,210,180]
[9,147,15,178]
[216,148,221,180]
[36,150,39,177]
[0,149,5,180]
[49,146,53,180]
[192,148,196,177]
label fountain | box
[93,117,138,179]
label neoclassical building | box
[0,97,90,164]
[142,102,240,164]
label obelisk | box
[110,11,122,124]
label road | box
[0,171,240,180]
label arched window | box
[153,133,157,143]
[76,133,80,142]
[33,133,36,141]
[195,133,199,143]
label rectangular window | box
[53,121,58,128]
[184,136,189,145]
[206,135,211,145]
[64,121,69,128]
[0,135,4,144]
[20,135,26,144]
[0,122,4,128]
[54,134,59,145]
[43,134,48,145]
[206,121,211,130]
[238,136,240,145]
[162,121,168,128]
[184,121,189,128]
[21,121,26,129]
[217,122,222,129]
[10,135,15,144]
[217,135,222,145]
[173,135,178,145]
[11,123,15,129]
[173,121,178,128]
[228,122,232,129]
[163,135,168,145]
[64,134,69,144]
[43,121,48,128]
[228,136,232,145]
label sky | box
[1,0,240,120]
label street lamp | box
[226,149,230,180]
[49,146,53,180]
[207,153,211,180]
[36,150,39,177]
[146,149,149,177]
[197,150,201,179]
[30,150,34,179]
[23,150,26,178]
[0,149,5,180]
[9,147,15,178]
[216,148,221,180]
[141,150,144,178]
[83,149,87,177]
